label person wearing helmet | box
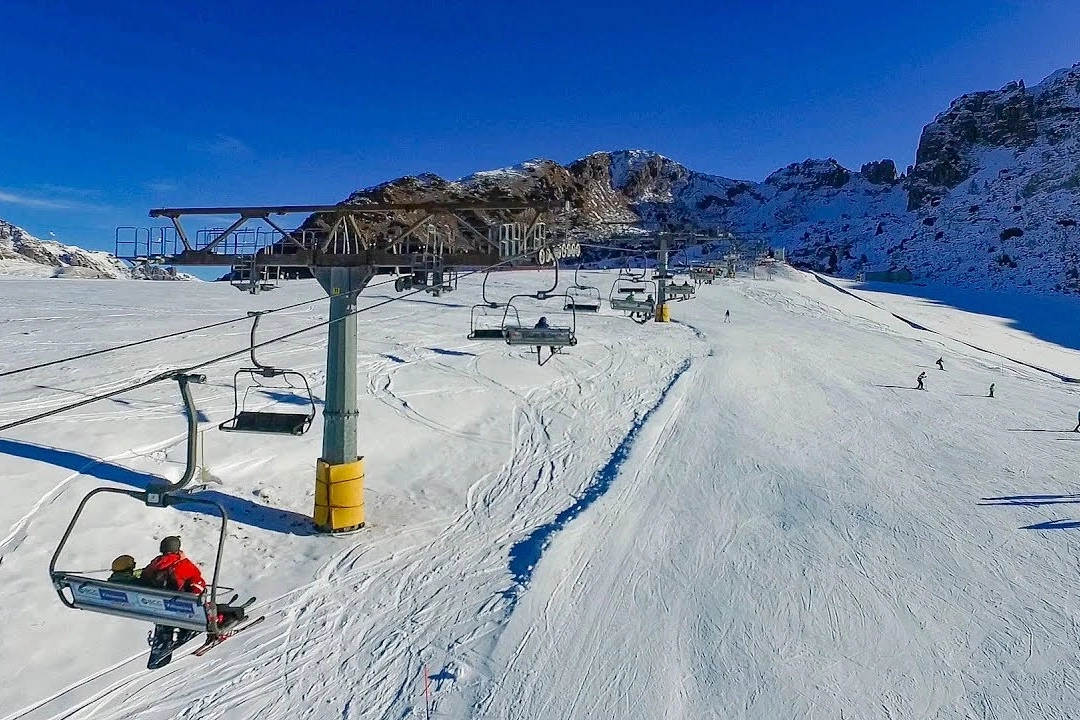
[108,554,141,584]
[140,536,207,594]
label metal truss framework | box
[116,201,554,269]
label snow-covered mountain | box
[335,61,1080,294]
[0,219,193,280]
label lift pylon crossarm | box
[149,200,557,218]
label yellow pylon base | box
[314,457,365,533]
[655,304,671,322]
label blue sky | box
[0,0,1078,255]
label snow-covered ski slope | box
[3,266,1080,719]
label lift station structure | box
[116,201,555,533]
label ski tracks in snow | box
[35,315,700,720]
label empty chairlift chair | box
[565,264,601,312]
[219,312,317,436]
[469,303,521,340]
[565,285,601,312]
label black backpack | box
[139,558,179,590]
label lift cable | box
[0,252,544,433]
[0,273,406,381]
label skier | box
[1074,409,1080,432]
[141,536,206,594]
[141,536,246,624]
[917,371,927,390]
[988,383,995,398]
[936,357,944,371]
[724,309,731,323]
[141,536,249,668]
[534,316,550,329]
[107,554,141,584]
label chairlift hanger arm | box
[246,312,272,371]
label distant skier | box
[988,383,995,398]
[1074,410,1080,432]
[724,309,731,323]
[108,554,141,584]
[917,371,927,391]
[936,357,944,371]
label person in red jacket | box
[143,535,247,631]
[141,536,206,593]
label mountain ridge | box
[334,61,1080,294]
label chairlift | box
[49,374,241,638]
[610,279,656,323]
[500,257,577,365]
[690,265,715,285]
[565,263,601,312]
[219,312,316,436]
[666,278,696,301]
[469,303,521,340]
[502,292,578,366]
[467,266,523,340]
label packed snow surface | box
[2,268,1080,719]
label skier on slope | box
[936,357,944,371]
[988,383,995,398]
[1073,410,1080,433]
[917,371,927,390]
[725,309,731,322]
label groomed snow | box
[2,268,1080,718]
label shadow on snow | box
[502,359,692,606]
[0,438,315,536]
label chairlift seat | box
[221,410,312,436]
[618,285,646,294]
[565,299,601,311]
[611,298,656,313]
[51,572,211,632]
[668,283,695,299]
[469,328,508,340]
[505,327,577,347]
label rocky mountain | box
[0,219,193,280]
[333,61,1080,294]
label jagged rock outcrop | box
[0,219,193,280]
[904,71,1071,209]
[860,160,898,185]
[323,61,1080,295]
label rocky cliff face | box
[331,61,1080,295]
[0,220,193,280]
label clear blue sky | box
[1,0,1078,254]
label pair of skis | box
[146,596,264,669]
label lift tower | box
[117,201,552,532]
